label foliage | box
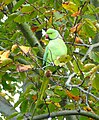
[0,0,99,120]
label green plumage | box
[43,28,67,66]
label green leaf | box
[2,0,13,5]
[65,103,75,110]
[54,88,66,97]
[39,77,49,100]
[28,0,37,3]
[14,97,24,109]
[5,13,18,24]
[2,73,17,82]
[21,6,34,13]
[2,80,12,90]
[46,89,54,96]
[71,88,79,96]
[92,74,99,90]
[14,14,26,23]
[82,15,96,21]
[95,7,99,14]
[80,116,89,120]
[89,52,99,63]
[54,55,72,66]
[48,103,56,112]
[7,112,19,119]
[17,114,24,120]
[50,97,61,103]
[0,58,12,67]
[82,18,96,37]
[12,0,25,12]
[20,99,28,113]
[54,11,64,21]
[73,58,83,73]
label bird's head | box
[45,28,62,40]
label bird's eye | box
[49,32,52,34]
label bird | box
[43,28,67,66]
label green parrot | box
[43,28,67,66]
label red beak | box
[45,34,49,39]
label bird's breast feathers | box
[47,38,67,63]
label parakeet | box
[43,28,67,66]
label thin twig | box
[65,42,90,47]
[81,42,99,62]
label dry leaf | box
[49,15,53,24]
[32,95,37,101]
[66,89,80,101]
[75,37,84,44]
[71,11,80,17]
[70,23,82,33]
[16,64,32,72]
[45,70,52,77]
[31,26,38,32]
[83,106,95,113]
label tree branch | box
[17,22,44,57]
[32,110,99,120]
[0,96,17,120]
[66,42,99,86]
[65,42,99,100]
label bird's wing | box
[43,46,48,66]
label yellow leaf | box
[83,63,95,72]
[19,45,31,55]
[46,101,52,104]
[89,65,99,75]
[49,15,53,24]
[62,1,78,13]
[83,106,94,113]
[0,51,4,55]
[0,2,4,10]
[0,50,10,60]
[11,44,18,51]
[54,103,61,108]
[0,58,12,67]
[0,92,6,97]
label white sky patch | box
[89,37,92,44]
[1,14,8,23]
[74,48,79,53]
[1,82,23,113]
[42,29,46,36]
